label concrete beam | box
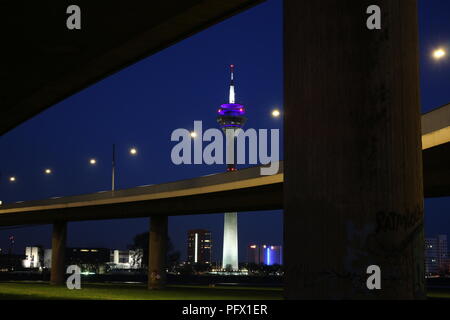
[284,0,424,299]
[0,1,264,136]
[0,164,283,226]
[422,103,450,150]
[148,216,168,289]
[424,142,450,197]
[50,221,67,286]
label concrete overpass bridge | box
[422,104,450,198]
[1,101,449,290]
[0,165,284,225]
[2,102,450,224]
[1,1,449,299]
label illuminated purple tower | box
[217,64,247,171]
[217,65,246,270]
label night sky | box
[0,0,449,262]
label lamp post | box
[112,144,116,192]
[111,144,138,192]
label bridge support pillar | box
[148,215,168,289]
[50,221,67,286]
[284,0,424,299]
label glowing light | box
[229,64,236,104]
[89,159,97,165]
[190,131,198,138]
[130,148,138,155]
[433,48,446,60]
[44,169,52,175]
[9,176,16,182]
[272,109,281,118]
[194,233,198,263]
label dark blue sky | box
[0,0,449,262]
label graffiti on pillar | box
[343,207,424,295]
[285,206,424,298]
[375,208,422,234]
[150,270,161,282]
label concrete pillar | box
[148,215,168,289]
[50,221,67,286]
[284,0,424,299]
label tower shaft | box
[222,212,238,271]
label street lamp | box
[433,48,446,60]
[87,145,138,192]
[9,176,16,182]
[44,169,52,175]
[111,144,139,192]
[272,109,281,118]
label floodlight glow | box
[433,48,446,60]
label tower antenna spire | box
[229,64,235,104]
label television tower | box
[217,65,247,271]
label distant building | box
[187,230,212,264]
[22,246,43,268]
[0,254,26,271]
[425,235,449,275]
[247,244,261,264]
[36,247,143,271]
[109,249,143,269]
[247,244,282,266]
[262,245,282,266]
[44,247,110,272]
[44,249,52,268]
[66,248,110,267]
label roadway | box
[0,164,283,226]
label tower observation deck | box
[217,64,247,172]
